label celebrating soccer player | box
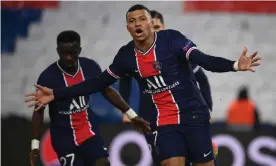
[25,5,261,166]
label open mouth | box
[135,29,143,36]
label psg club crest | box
[153,61,162,71]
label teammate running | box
[25,5,261,166]
[28,30,150,166]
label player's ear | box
[126,24,131,33]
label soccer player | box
[28,30,150,166]
[120,10,216,166]
[25,5,261,166]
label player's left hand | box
[237,47,261,72]
[131,116,151,132]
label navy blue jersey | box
[119,63,212,115]
[37,57,102,151]
[54,29,236,130]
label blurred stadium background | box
[1,1,276,166]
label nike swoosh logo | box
[204,150,212,157]
[135,70,139,72]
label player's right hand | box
[24,84,54,111]
[29,149,39,166]
[131,116,151,133]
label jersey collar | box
[135,32,157,55]
[56,60,80,77]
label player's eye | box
[140,17,147,21]
[59,50,78,55]
[128,19,135,23]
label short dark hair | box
[126,4,151,20]
[57,30,81,45]
[150,10,164,24]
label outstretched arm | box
[187,47,260,73]
[188,48,237,72]
[25,64,126,110]
[54,70,117,101]
[171,29,261,73]
[25,67,151,132]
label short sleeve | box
[37,71,49,87]
[169,29,198,60]
[106,46,128,80]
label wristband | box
[31,139,40,150]
[125,108,138,119]
[233,61,239,71]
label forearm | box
[32,109,44,139]
[54,71,116,101]
[189,49,236,72]
[102,86,130,113]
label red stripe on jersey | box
[152,91,179,126]
[107,67,120,79]
[135,47,159,77]
[63,68,94,146]
[135,46,180,126]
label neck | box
[58,60,78,75]
[134,32,155,53]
